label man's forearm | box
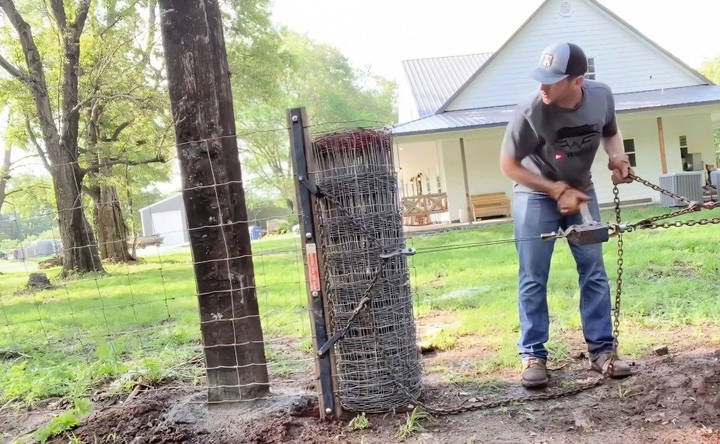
[602,130,624,161]
[500,155,569,199]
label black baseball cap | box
[531,42,588,85]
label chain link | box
[629,174,694,205]
[626,174,719,231]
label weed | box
[396,408,432,438]
[34,398,92,443]
[348,412,371,430]
[67,433,84,444]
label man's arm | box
[500,152,589,214]
[602,129,633,184]
[499,152,569,199]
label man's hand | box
[608,154,633,185]
[556,187,590,215]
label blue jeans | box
[512,190,613,360]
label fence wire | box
[0,120,385,408]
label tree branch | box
[85,155,166,174]
[48,0,67,29]
[0,0,61,150]
[72,0,91,41]
[0,52,31,83]
[24,115,53,175]
[101,120,134,142]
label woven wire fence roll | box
[310,128,422,413]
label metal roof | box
[393,85,720,137]
[402,53,492,118]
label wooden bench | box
[471,192,510,220]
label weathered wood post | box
[158,0,269,402]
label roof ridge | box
[402,52,493,64]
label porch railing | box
[402,192,448,225]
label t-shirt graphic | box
[555,124,601,159]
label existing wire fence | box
[0,119,390,407]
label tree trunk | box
[54,161,103,275]
[0,145,11,214]
[86,105,135,263]
[95,184,134,262]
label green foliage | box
[396,408,432,438]
[348,412,371,431]
[34,398,92,443]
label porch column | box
[440,139,471,222]
[656,117,669,174]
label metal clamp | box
[298,175,324,197]
[379,248,416,259]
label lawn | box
[1,204,719,404]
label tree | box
[0,0,171,266]
[226,24,397,210]
[0,0,103,275]
[78,0,170,262]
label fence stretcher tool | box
[540,202,612,245]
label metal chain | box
[605,185,625,379]
[626,174,718,231]
[629,174,694,205]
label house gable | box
[444,0,709,112]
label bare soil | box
[3,344,720,443]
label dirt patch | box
[4,346,720,443]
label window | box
[585,57,596,80]
[680,135,691,171]
[623,139,636,167]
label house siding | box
[447,0,704,112]
[396,109,717,209]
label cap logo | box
[542,53,554,68]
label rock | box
[572,409,592,430]
[680,399,698,414]
[26,273,52,290]
[667,375,690,389]
[691,376,707,396]
[653,345,669,356]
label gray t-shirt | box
[501,80,618,192]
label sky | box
[271,0,720,84]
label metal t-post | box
[288,107,340,419]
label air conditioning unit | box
[711,169,720,200]
[658,172,703,207]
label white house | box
[393,0,720,225]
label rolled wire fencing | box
[309,129,422,413]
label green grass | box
[1,204,719,405]
[407,204,720,369]
[0,235,312,404]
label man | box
[500,42,632,388]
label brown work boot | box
[590,352,632,378]
[521,357,549,388]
